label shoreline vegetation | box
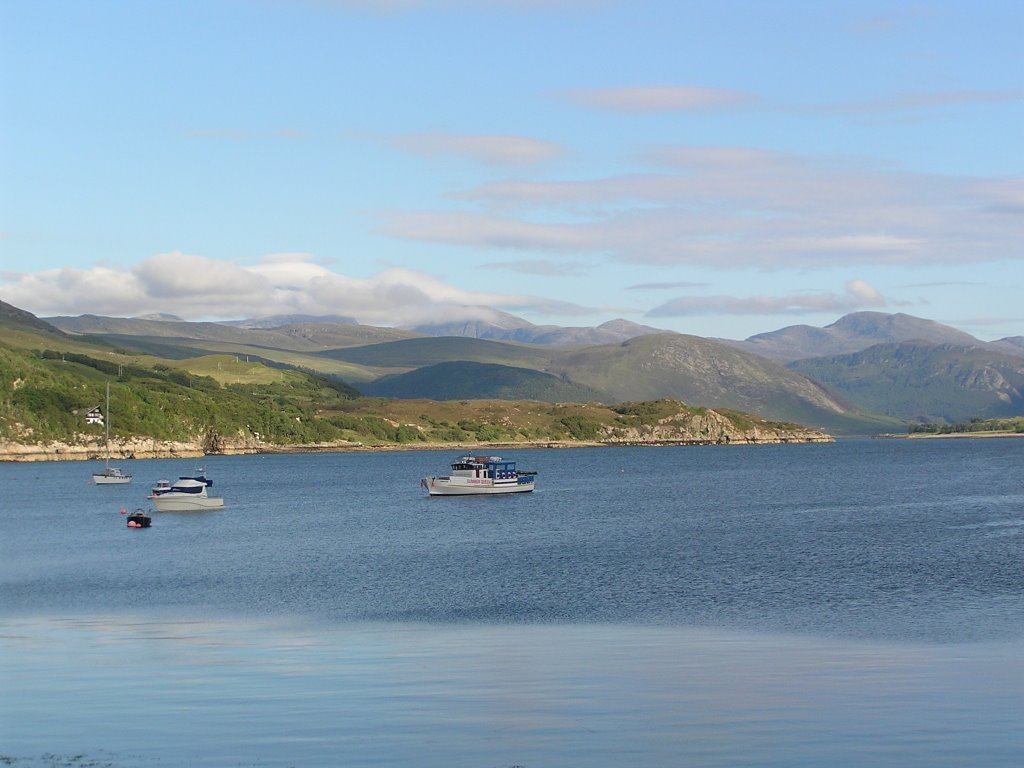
[1,399,835,462]
[878,416,1024,440]
[0,435,833,463]
[906,416,1024,437]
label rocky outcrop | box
[600,407,833,445]
[0,409,831,461]
[0,430,269,462]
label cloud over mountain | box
[0,251,596,324]
[646,280,887,318]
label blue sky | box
[2,0,1022,341]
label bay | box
[2,439,1023,766]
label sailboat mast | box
[105,381,111,468]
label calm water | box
[2,439,1023,766]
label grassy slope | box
[548,334,899,434]
[0,343,362,444]
[360,360,608,402]
[315,333,898,433]
[98,335,383,383]
[1,337,827,448]
[318,336,554,368]
[9,307,897,434]
[46,315,420,350]
[790,343,1024,423]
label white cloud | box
[645,280,888,318]
[811,90,1024,116]
[480,259,588,276]
[560,85,753,113]
[389,132,563,166]
[627,281,711,291]
[387,147,1024,269]
[845,279,885,305]
[972,177,1024,213]
[136,252,268,299]
[3,266,154,318]
[379,211,596,251]
[0,251,592,325]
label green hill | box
[728,311,982,362]
[6,302,897,435]
[0,344,360,444]
[361,361,607,402]
[318,335,552,369]
[789,342,1024,423]
[550,333,898,434]
[46,313,419,351]
[0,302,830,450]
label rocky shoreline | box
[0,416,833,463]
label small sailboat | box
[92,381,132,485]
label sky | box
[1,0,1022,341]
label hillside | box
[789,342,1024,423]
[26,301,1024,433]
[318,335,553,369]
[1,301,835,455]
[321,398,832,447]
[0,344,360,446]
[46,313,419,352]
[361,361,607,402]
[2,300,72,337]
[990,336,1024,357]
[0,342,831,458]
[548,333,897,434]
[21,304,891,433]
[410,309,669,347]
[725,311,982,363]
[227,313,359,329]
[315,331,889,433]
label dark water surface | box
[2,439,1023,766]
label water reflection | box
[3,616,1023,767]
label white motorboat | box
[422,455,536,496]
[92,381,132,485]
[94,465,133,484]
[149,477,224,511]
[150,469,212,496]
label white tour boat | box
[422,455,536,496]
[148,477,224,511]
[93,381,132,485]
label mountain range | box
[3,299,1022,434]
[721,312,992,363]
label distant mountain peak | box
[727,311,981,363]
[230,313,359,329]
[133,312,184,322]
[410,311,672,347]
[825,311,978,344]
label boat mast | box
[105,381,111,469]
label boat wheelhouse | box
[151,470,212,497]
[422,455,536,496]
[148,477,225,511]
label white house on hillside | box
[76,405,104,425]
